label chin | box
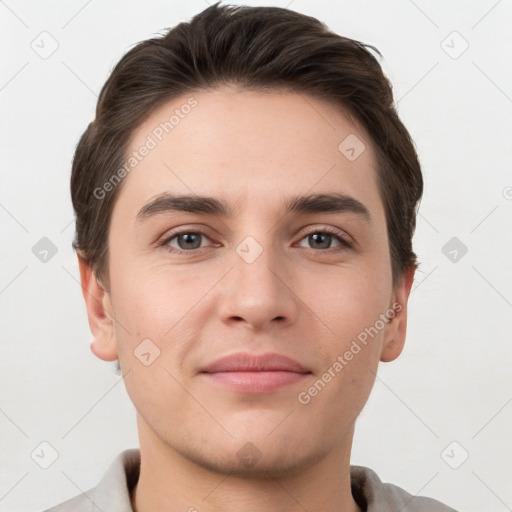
[188,444,324,479]
[171,429,329,480]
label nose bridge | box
[217,231,298,329]
[236,235,280,292]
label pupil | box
[179,233,200,250]
[310,233,330,249]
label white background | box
[1,1,511,511]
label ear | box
[77,252,119,362]
[380,266,415,363]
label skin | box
[78,86,415,512]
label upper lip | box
[201,352,310,373]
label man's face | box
[85,87,412,476]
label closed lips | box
[200,352,311,373]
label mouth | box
[200,352,312,393]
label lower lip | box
[201,371,310,393]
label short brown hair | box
[71,2,423,290]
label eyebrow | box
[135,192,371,223]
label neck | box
[131,415,363,512]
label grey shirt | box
[44,449,458,511]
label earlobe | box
[77,252,119,362]
[380,266,415,363]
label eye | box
[296,227,353,251]
[159,226,353,256]
[161,230,214,254]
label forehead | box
[114,87,384,222]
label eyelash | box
[159,226,353,255]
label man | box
[46,2,458,511]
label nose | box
[216,238,299,332]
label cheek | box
[313,262,390,412]
[109,269,205,419]
[300,258,391,343]
[296,337,380,434]
[109,263,221,373]
[109,251,203,327]
[296,271,387,417]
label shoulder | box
[43,491,92,512]
[42,449,140,512]
[350,465,459,512]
